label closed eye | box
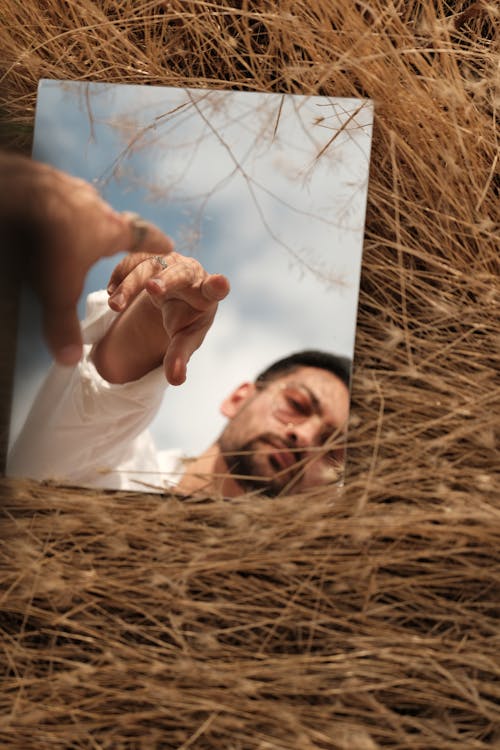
[286,396,312,415]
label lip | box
[262,438,296,471]
[270,449,295,471]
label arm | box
[91,290,168,384]
[7,290,168,486]
[8,252,229,485]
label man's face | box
[217,366,350,496]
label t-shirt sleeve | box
[7,290,168,485]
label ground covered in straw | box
[1,2,499,748]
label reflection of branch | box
[181,92,362,236]
[187,92,343,285]
[98,94,210,186]
[90,87,367,286]
[251,176,361,232]
[291,96,324,153]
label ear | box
[220,382,257,418]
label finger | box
[42,305,83,366]
[146,268,229,310]
[78,203,135,259]
[107,252,153,295]
[121,212,175,257]
[157,298,216,345]
[163,324,211,386]
[108,256,169,311]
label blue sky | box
[10,81,373,457]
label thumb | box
[43,305,83,366]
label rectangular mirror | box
[8,81,373,497]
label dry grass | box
[0,1,499,748]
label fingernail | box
[56,345,82,366]
[107,282,116,294]
[110,293,125,310]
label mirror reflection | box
[8,81,373,497]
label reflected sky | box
[10,81,373,458]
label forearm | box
[7,329,167,485]
[91,290,169,383]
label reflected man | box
[8,253,350,497]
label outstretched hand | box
[106,252,230,385]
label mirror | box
[8,81,373,496]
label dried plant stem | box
[1,1,499,748]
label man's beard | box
[217,432,303,497]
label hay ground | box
[0,2,499,748]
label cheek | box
[244,405,273,434]
[231,408,267,443]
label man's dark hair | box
[255,349,351,389]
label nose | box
[285,418,321,448]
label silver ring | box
[128,213,149,253]
[153,255,169,269]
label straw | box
[1,2,498,747]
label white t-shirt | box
[7,291,184,493]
